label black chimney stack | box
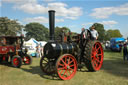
[48,10,55,41]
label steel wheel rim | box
[13,58,19,66]
[57,55,77,80]
[91,42,103,71]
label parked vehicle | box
[110,38,125,52]
[40,10,104,80]
[0,36,32,68]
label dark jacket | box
[123,44,128,55]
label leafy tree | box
[0,17,23,36]
[55,26,70,39]
[104,31,111,41]
[91,23,105,41]
[71,32,78,36]
[105,29,122,40]
[25,23,48,41]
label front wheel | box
[56,54,77,80]
[84,40,104,71]
[11,55,22,68]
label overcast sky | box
[0,0,128,38]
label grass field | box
[0,50,128,85]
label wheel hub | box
[24,57,27,61]
[64,65,70,70]
[93,50,98,58]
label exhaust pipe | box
[48,10,55,41]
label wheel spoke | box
[69,64,74,67]
[69,68,74,73]
[63,70,67,77]
[69,60,74,64]
[68,57,71,64]
[97,54,102,56]
[65,70,69,77]
[68,69,72,75]
[43,58,48,63]
[44,63,49,70]
[59,69,64,74]
[61,59,66,65]
[59,63,64,66]
[95,58,100,63]
[58,67,65,70]
[65,56,67,63]
[94,61,98,67]
[96,47,100,53]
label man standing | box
[90,26,99,40]
[123,43,128,61]
[80,28,85,48]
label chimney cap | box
[48,10,55,12]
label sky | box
[0,0,128,38]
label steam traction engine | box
[40,10,104,80]
[0,36,32,68]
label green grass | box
[0,51,128,85]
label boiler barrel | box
[43,42,78,58]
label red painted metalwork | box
[24,56,30,64]
[0,46,15,54]
[3,55,6,61]
[91,42,104,71]
[56,54,77,80]
[13,57,19,66]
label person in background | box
[36,44,41,58]
[60,29,65,42]
[36,45,39,58]
[123,43,128,61]
[67,30,71,43]
[119,42,123,52]
[40,43,43,57]
[40,46,44,57]
[90,26,99,40]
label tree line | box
[0,17,123,41]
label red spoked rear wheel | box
[91,42,104,71]
[56,54,77,80]
[84,40,104,71]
